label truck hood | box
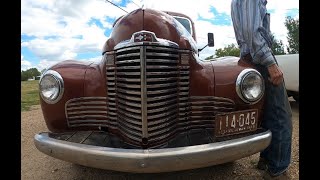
[102,8,196,53]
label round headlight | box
[236,69,264,104]
[39,70,64,104]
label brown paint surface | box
[40,9,266,146]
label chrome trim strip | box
[191,106,234,111]
[34,130,271,173]
[117,98,141,108]
[146,52,179,57]
[117,92,141,100]
[69,124,108,127]
[116,46,141,53]
[146,65,177,69]
[147,98,178,108]
[117,88,141,95]
[118,109,142,120]
[108,111,117,116]
[141,46,148,139]
[117,72,141,76]
[118,114,142,126]
[68,97,107,101]
[146,59,178,63]
[147,94,178,102]
[107,116,117,121]
[67,106,107,110]
[68,115,108,119]
[147,88,178,95]
[68,120,108,124]
[68,101,107,106]
[117,128,141,142]
[190,96,235,103]
[68,111,108,115]
[146,82,177,89]
[118,104,142,114]
[117,83,141,89]
[146,71,179,76]
[117,78,141,82]
[117,66,141,70]
[190,101,234,105]
[117,121,142,136]
[146,46,179,52]
[148,120,176,131]
[116,53,141,59]
[116,59,141,64]
[148,125,177,137]
[147,104,178,113]
[147,110,177,120]
[148,115,178,126]
[147,77,178,82]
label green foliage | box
[21,80,40,111]
[205,55,215,60]
[271,34,285,55]
[214,44,240,58]
[285,16,299,54]
[21,68,41,81]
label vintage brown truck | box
[34,8,271,173]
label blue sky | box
[21,0,299,71]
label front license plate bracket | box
[214,109,258,137]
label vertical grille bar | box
[140,46,148,139]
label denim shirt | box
[231,0,276,67]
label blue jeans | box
[255,63,293,176]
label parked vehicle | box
[275,54,299,102]
[34,8,271,173]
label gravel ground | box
[21,98,299,180]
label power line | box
[130,0,141,8]
[104,0,128,13]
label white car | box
[275,54,299,102]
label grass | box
[21,80,40,111]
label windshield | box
[173,16,192,35]
[171,17,197,53]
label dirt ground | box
[21,98,299,180]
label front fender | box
[40,60,91,132]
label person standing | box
[230,0,293,179]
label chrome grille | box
[190,96,236,128]
[106,66,117,129]
[65,97,108,127]
[106,45,184,144]
[146,46,180,142]
[115,47,143,142]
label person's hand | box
[267,64,283,86]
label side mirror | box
[208,33,214,47]
[198,32,215,53]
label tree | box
[205,55,215,60]
[285,16,299,54]
[214,43,240,58]
[21,71,29,81]
[271,34,285,55]
[21,68,41,81]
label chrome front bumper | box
[34,130,271,173]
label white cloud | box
[21,55,33,71]
[22,0,299,68]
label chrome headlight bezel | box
[39,70,64,104]
[236,68,265,104]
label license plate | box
[215,109,258,137]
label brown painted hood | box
[102,8,191,53]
